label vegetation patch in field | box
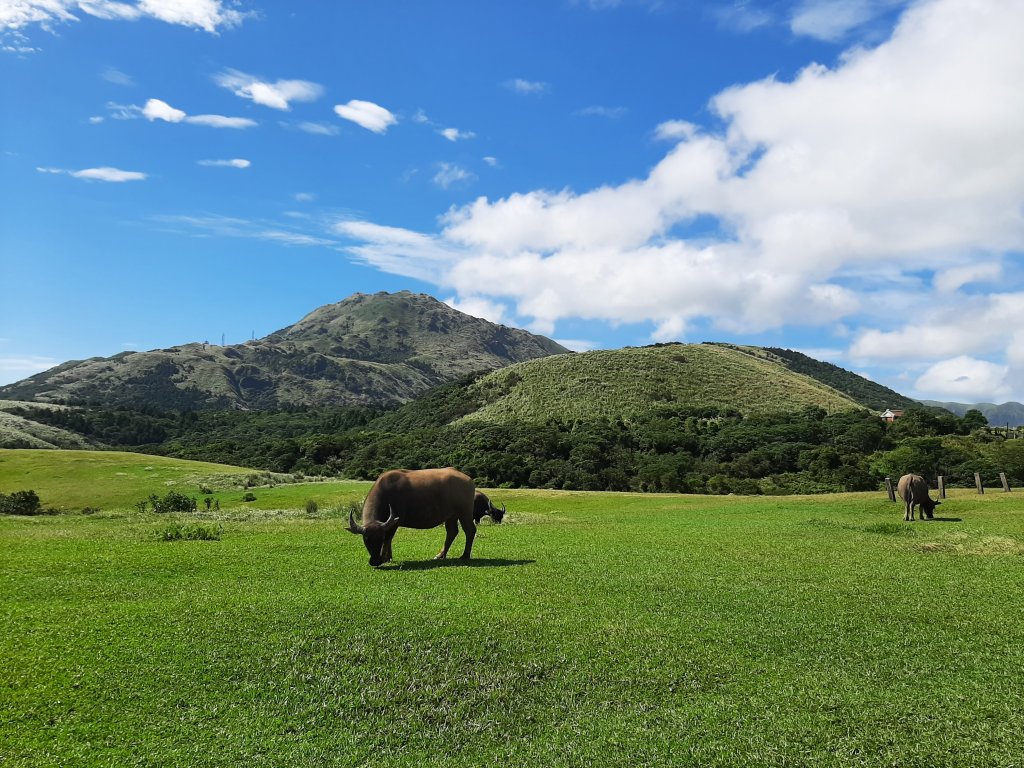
[156,522,223,541]
[917,532,1024,556]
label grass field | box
[3,450,1024,766]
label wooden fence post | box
[938,475,946,499]
[884,477,896,502]
[1000,472,1011,493]
[975,472,984,494]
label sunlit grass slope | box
[460,343,863,426]
[3,473,1024,767]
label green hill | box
[0,292,568,411]
[379,343,864,430]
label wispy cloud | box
[433,162,475,189]
[197,158,251,168]
[1,0,248,35]
[333,99,397,134]
[483,156,499,168]
[37,166,146,182]
[575,105,627,119]
[215,69,323,111]
[102,66,134,86]
[290,121,339,136]
[503,78,549,95]
[141,98,256,129]
[155,214,339,247]
[789,0,907,41]
[439,127,475,142]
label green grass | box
[3,452,1024,766]
[0,448,369,512]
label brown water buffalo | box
[897,473,940,521]
[473,491,506,524]
[347,467,476,566]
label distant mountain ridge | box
[0,292,569,411]
[918,400,1024,427]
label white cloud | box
[915,356,1012,401]
[330,1,1024,397]
[433,162,475,189]
[143,97,186,122]
[443,296,507,324]
[141,98,256,128]
[293,192,315,202]
[215,69,323,111]
[503,78,549,95]
[38,165,146,181]
[197,158,250,168]
[88,115,104,124]
[483,156,499,167]
[933,262,1002,294]
[439,127,475,142]
[1,0,247,34]
[333,99,397,134]
[653,120,696,142]
[184,114,255,128]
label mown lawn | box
[3,450,1024,766]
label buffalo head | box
[347,505,400,567]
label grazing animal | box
[897,473,940,521]
[473,491,506,524]
[346,467,476,566]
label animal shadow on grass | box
[927,516,963,523]
[381,558,535,571]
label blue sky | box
[2,0,1022,404]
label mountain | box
[371,342,866,432]
[0,292,569,411]
[919,400,1024,427]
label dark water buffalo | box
[897,473,940,521]
[347,467,476,566]
[473,491,506,524]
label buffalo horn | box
[347,507,365,535]
[383,505,401,531]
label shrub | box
[147,491,198,514]
[0,490,42,516]
[305,499,319,516]
[241,492,257,502]
[157,523,223,541]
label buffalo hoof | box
[434,552,447,560]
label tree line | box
[17,395,1020,495]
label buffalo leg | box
[904,501,913,521]
[383,528,397,563]
[436,519,459,559]
[459,515,477,560]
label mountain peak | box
[0,292,569,411]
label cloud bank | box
[335,0,1024,400]
[1,0,247,34]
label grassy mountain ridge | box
[0,292,568,411]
